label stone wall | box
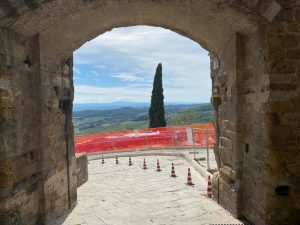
[0,28,77,225]
[76,154,88,188]
[211,30,270,224]
[0,28,42,225]
[211,1,300,224]
[211,33,244,218]
[263,3,300,223]
[0,1,299,225]
[37,52,77,223]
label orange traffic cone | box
[156,159,161,172]
[207,175,212,197]
[129,156,132,166]
[186,168,194,186]
[115,155,119,164]
[143,158,147,169]
[170,163,177,177]
[101,155,105,164]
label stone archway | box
[0,1,299,225]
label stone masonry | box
[76,153,88,188]
[0,1,299,225]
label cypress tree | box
[149,63,166,128]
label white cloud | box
[94,65,106,69]
[128,83,153,88]
[74,84,209,104]
[73,67,81,74]
[90,71,100,76]
[110,73,144,82]
[74,26,211,103]
[75,85,150,103]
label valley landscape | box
[73,102,214,135]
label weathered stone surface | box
[0,1,299,225]
[262,0,282,23]
[54,156,241,225]
[76,153,88,188]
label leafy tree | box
[173,110,200,125]
[149,63,166,128]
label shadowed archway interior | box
[0,1,299,225]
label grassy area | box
[75,120,149,135]
[73,103,214,135]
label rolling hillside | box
[73,103,214,135]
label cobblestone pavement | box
[53,156,241,225]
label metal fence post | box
[137,129,139,151]
[146,129,148,149]
[206,128,210,170]
[192,128,195,159]
[171,129,174,152]
[112,139,115,151]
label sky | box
[73,25,211,104]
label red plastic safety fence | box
[75,124,215,154]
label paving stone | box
[53,156,241,225]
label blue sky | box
[73,26,211,104]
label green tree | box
[149,63,166,128]
[173,110,200,126]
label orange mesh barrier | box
[75,124,215,154]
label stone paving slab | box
[52,156,242,225]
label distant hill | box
[73,101,202,111]
[73,102,149,111]
[73,103,214,135]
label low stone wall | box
[76,153,88,187]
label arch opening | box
[72,25,215,155]
[4,1,298,225]
[68,26,224,225]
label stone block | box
[267,208,300,225]
[279,35,298,49]
[0,67,12,80]
[76,153,88,188]
[287,23,300,33]
[263,0,282,23]
[0,159,27,188]
[287,49,300,59]
[69,184,77,208]
[220,165,236,182]
[295,7,300,21]
[267,58,297,74]
[0,88,10,97]
[222,120,237,133]
[220,148,233,167]
[280,111,300,127]
[56,159,67,172]
[242,195,266,225]
[217,175,239,217]
[265,99,300,113]
[0,98,13,108]
[269,83,297,91]
[212,171,220,202]
[266,150,300,177]
[220,136,233,150]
